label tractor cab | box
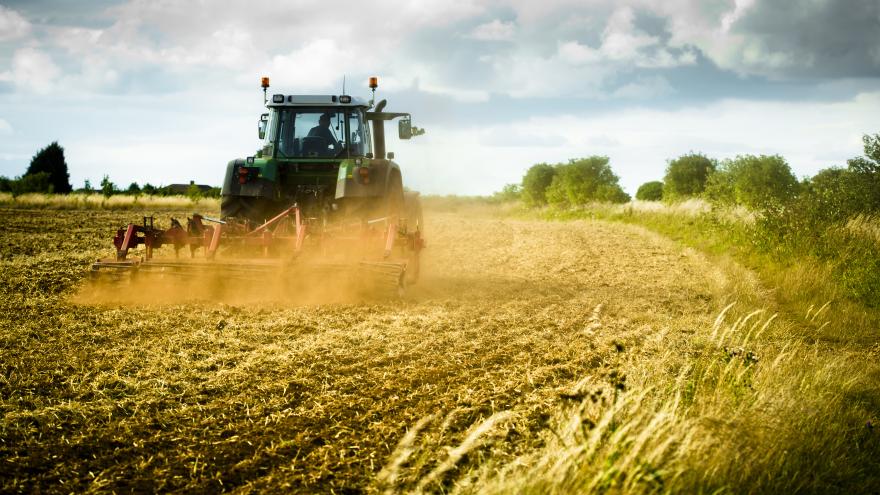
[259,95,373,160]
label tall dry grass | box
[845,214,880,245]
[457,305,879,494]
[377,302,879,493]
[0,192,219,212]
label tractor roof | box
[267,94,370,108]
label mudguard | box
[220,159,277,199]
[335,159,399,199]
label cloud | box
[468,19,516,41]
[559,7,697,70]
[0,118,11,134]
[611,75,673,99]
[9,0,875,102]
[654,0,880,78]
[0,48,62,94]
[267,39,365,92]
[0,5,30,41]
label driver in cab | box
[307,113,341,155]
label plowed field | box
[1,205,736,492]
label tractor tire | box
[385,174,405,221]
[220,196,273,224]
[403,192,423,285]
[403,192,424,235]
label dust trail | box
[73,258,406,307]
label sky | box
[0,0,878,196]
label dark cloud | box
[733,0,880,77]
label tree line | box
[0,142,220,198]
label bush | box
[521,163,556,206]
[663,153,714,199]
[636,181,663,201]
[9,172,52,198]
[844,133,880,214]
[491,183,521,203]
[751,135,880,307]
[186,183,203,202]
[26,142,71,194]
[544,156,630,207]
[706,154,799,209]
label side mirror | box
[258,113,269,140]
[398,117,412,140]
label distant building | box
[166,180,214,195]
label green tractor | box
[91,77,425,294]
[221,76,424,236]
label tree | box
[663,153,715,199]
[636,181,664,201]
[100,175,117,198]
[126,182,142,195]
[83,179,93,193]
[142,183,157,195]
[26,142,71,194]
[521,163,556,206]
[545,156,630,207]
[705,154,799,209]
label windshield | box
[271,107,369,158]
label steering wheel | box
[301,136,327,156]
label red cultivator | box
[90,206,424,297]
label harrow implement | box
[90,205,424,297]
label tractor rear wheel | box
[220,196,273,224]
[403,192,423,285]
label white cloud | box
[558,41,601,65]
[559,6,697,70]
[611,75,673,99]
[720,0,756,33]
[0,48,62,94]
[601,7,658,61]
[0,5,30,41]
[267,39,370,92]
[468,19,516,41]
[0,118,11,134]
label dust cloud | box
[73,257,406,306]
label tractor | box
[90,76,425,295]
